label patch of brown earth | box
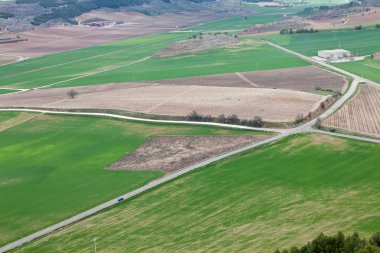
[150,66,347,93]
[108,135,269,173]
[241,66,347,93]
[306,7,380,29]
[154,33,239,58]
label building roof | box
[318,49,350,54]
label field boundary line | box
[0,49,128,79]
[36,56,151,89]
[235,72,260,87]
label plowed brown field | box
[150,66,347,93]
[323,84,380,137]
[0,83,327,122]
[108,135,269,173]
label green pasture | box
[0,35,308,89]
[0,112,258,246]
[264,28,380,56]
[335,58,380,83]
[16,133,380,252]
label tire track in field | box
[0,49,127,79]
[36,56,151,89]
[235,72,260,87]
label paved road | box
[1,42,380,253]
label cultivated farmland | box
[264,28,380,56]
[323,84,380,137]
[0,112,260,246]
[0,83,327,122]
[150,65,347,93]
[0,36,308,89]
[335,57,380,83]
[14,134,380,253]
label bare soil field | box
[307,7,380,29]
[151,66,346,93]
[0,10,235,64]
[0,82,327,122]
[242,66,347,93]
[154,33,239,58]
[244,17,308,34]
[323,84,380,137]
[108,135,269,173]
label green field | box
[335,58,380,83]
[0,112,258,246]
[0,89,16,95]
[15,134,380,252]
[264,28,380,56]
[0,35,308,89]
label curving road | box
[1,42,380,253]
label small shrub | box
[67,89,79,99]
[294,114,304,124]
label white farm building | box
[318,49,351,61]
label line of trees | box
[186,111,264,127]
[280,28,319,34]
[275,232,380,253]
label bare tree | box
[67,89,79,99]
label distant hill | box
[13,0,216,25]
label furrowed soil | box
[323,84,380,137]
